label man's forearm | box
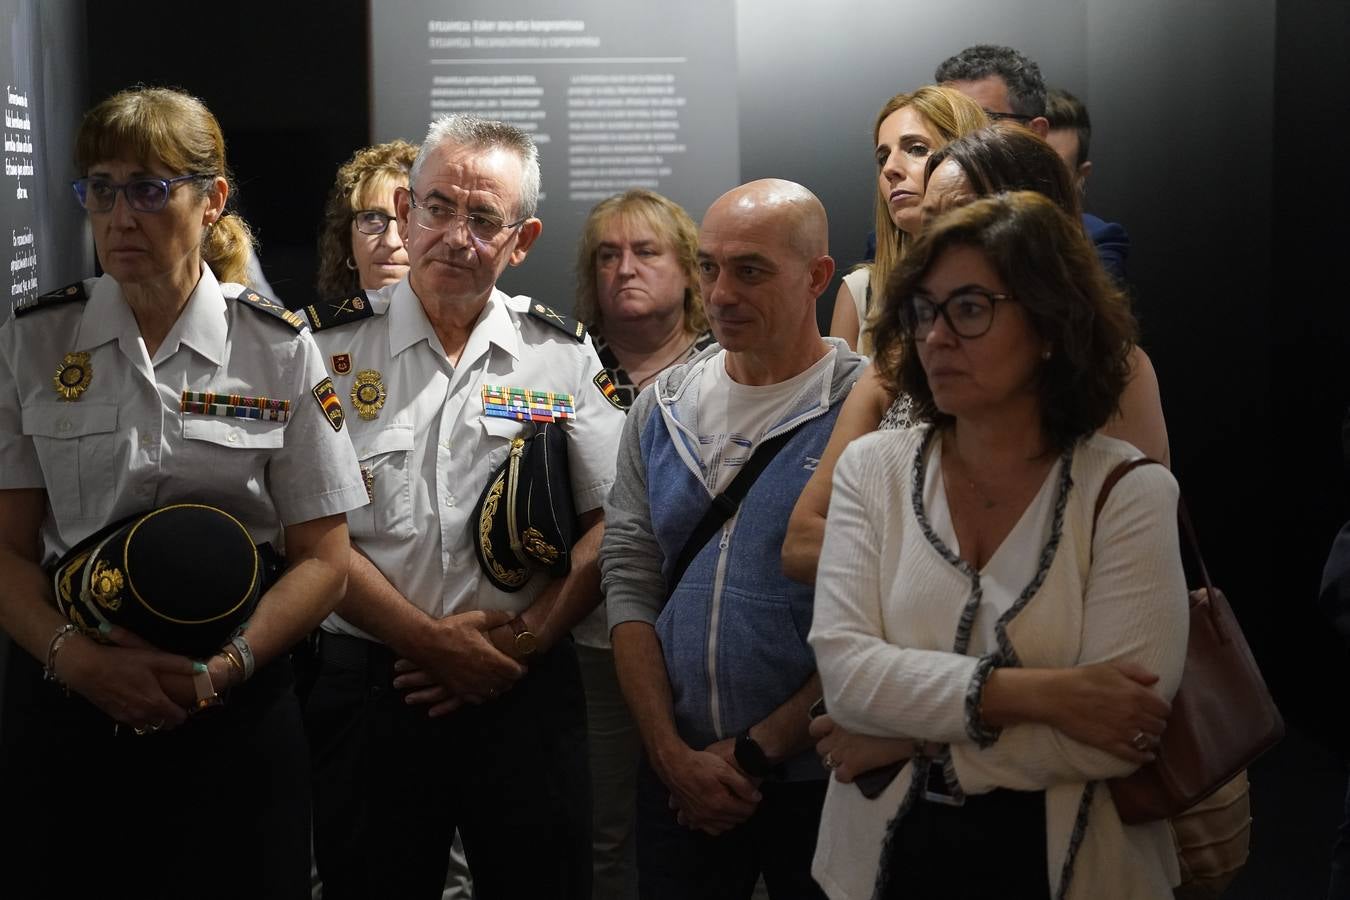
[612,620,688,774]
[334,546,437,659]
[748,672,822,765]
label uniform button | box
[57,420,71,433]
[445,495,456,507]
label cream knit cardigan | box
[810,428,1189,900]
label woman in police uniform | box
[0,88,367,898]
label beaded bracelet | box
[43,623,78,683]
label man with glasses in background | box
[936,45,1130,280]
[934,43,1051,137]
[303,113,625,899]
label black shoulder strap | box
[232,287,308,332]
[528,302,586,342]
[665,426,799,601]
[14,282,88,318]
[305,292,375,331]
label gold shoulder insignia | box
[305,292,376,331]
[232,288,307,332]
[14,282,89,318]
[528,302,586,342]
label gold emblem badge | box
[89,559,124,612]
[53,351,92,401]
[350,369,387,420]
[522,527,561,565]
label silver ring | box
[1130,730,1151,752]
[823,752,840,770]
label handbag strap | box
[665,426,799,601]
[1092,458,1225,639]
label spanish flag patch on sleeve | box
[312,377,345,432]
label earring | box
[1041,348,1052,361]
[345,255,358,271]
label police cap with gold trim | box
[471,422,577,592]
[52,504,267,657]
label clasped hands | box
[56,624,233,735]
[391,609,529,716]
[660,738,763,836]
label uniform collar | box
[167,266,228,365]
[389,280,521,363]
[387,277,440,358]
[75,264,227,366]
[459,289,520,366]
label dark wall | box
[1268,0,1350,751]
[85,0,372,307]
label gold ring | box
[1130,730,1151,752]
[823,752,840,770]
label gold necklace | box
[947,443,1000,510]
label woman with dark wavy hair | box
[808,193,1187,899]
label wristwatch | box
[508,616,537,658]
[734,731,780,780]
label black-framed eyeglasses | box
[983,109,1036,124]
[353,210,395,235]
[407,190,526,242]
[71,174,211,213]
[903,287,1015,340]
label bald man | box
[600,180,866,898]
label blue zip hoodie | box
[601,339,865,780]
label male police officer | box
[306,114,625,899]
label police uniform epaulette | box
[232,288,308,332]
[528,302,586,342]
[304,292,375,331]
[14,282,88,318]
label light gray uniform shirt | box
[0,266,367,563]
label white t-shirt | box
[696,347,836,495]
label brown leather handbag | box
[1092,459,1285,824]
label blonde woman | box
[829,86,986,354]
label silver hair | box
[409,113,541,219]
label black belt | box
[317,630,395,674]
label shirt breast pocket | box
[480,416,525,474]
[181,416,285,505]
[350,424,416,540]
[21,402,119,522]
